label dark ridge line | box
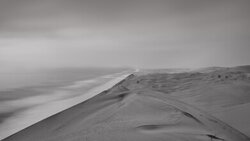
[207,134,225,141]
[181,111,204,125]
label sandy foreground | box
[3,67,250,141]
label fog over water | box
[0,0,250,71]
[0,71,130,140]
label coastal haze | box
[0,0,250,141]
[0,68,132,140]
[0,0,250,70]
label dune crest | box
[3,66,250,141]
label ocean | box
[0,68,131,140]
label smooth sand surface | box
[214,103,250,137]
[3,66,250,141]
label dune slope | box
[3,67,250,141]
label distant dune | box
[3,66,250,141]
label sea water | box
[0,68,130,140]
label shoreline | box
[0,72,131,140]
[3,67,250,141]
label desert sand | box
[3,66,250,141]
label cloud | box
[0,0,249,69]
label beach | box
[0,70,130,140]
[3,66,250,141]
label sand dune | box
[3,66,250,141]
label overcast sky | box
[0,0,250,71]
